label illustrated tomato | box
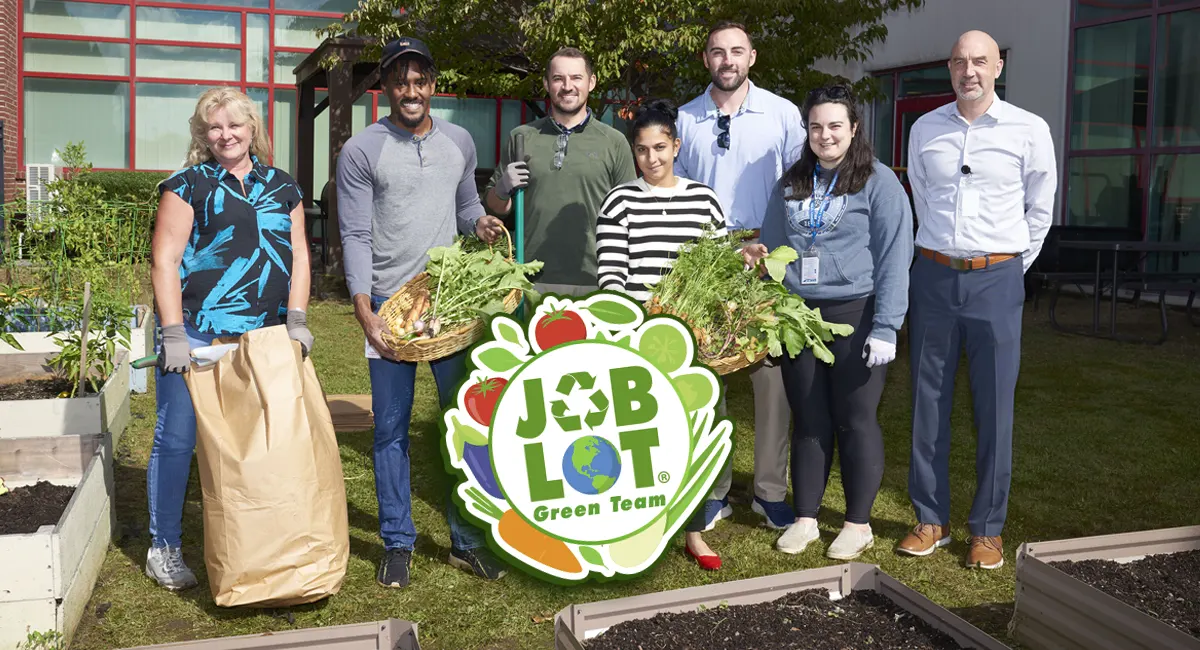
[534,309,587,350]
[464,377,507,426]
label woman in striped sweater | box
[595,99,728,570]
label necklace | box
[647,177,679,216]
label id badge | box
[365,337,381,360]
[961,186,981,218]
[801,251,820,286]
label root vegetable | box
[498,509,581,574]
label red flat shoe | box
[686,545,722,570]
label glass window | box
[136,7,240,44]
[1148,155,1200,273]
[274,51,310,86]
[274,89,372,183]
[166,0,269,8]
[275,15,332,50]
[873,75,895,165]
[136,45,242,82]
[135,83,209,170]
[1074,0,1152,23]
[274,89,299,176]
[246,13,270,84]
[275,0,362,13]
[24,78,129,168]
[24,39,129,76]
[23,0,129,38]
[1066,156,1142,229]
[431,97,499,167]
[1070,18,1151,150]
[499,99,523,163]
[1154,10,1200,146]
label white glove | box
[862,337,896,368]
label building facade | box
[839,0,1199,264]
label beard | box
[954,80,985,101]
[711,66,748,92]
[551,92,586,117]
[396,100,428,129]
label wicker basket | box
[377,228,521,362]
[645,299,769,376]
[705,346,769,376]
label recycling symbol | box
[550,372,610,431]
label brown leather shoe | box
[966,536,1004,569]
[895,523,950,557]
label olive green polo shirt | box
[488,114,637,286]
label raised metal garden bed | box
[124,619,421,649]
[1011,525,1200,650]
[0,304,153,392]
[0,433,113,649]
[0,349,130,447]
[554,562,1009,649]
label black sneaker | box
[449,546,507,580]
[377,548,413,588]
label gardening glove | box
[287,309,314,357]
[493,160,530,200]
[862,337,896,368]
[159,324,190,374]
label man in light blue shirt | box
[675,21,806,548]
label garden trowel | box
[131,343,240,370]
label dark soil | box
[0,377,77,401]
[1054,550,1200,638]
[0,481,76,534]
[585,589,966,650]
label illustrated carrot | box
[465,487,581,574]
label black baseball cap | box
[380,37,434,70]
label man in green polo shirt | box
[485,47,636,296]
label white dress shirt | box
[907,95,1057,271]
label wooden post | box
[77,282,92,397]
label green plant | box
[86,170,169,204]
[49,325,128,397]
[18,628,64,650]
[0,280,36,350]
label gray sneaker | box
[146,545,198,591]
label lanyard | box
[807,166,839,249]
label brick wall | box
[0,0,18,203]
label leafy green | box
[647,228,851,364]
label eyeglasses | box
[553,131,569,169]
[717,113,731,150]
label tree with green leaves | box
[321,0,925,115]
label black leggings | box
[780,296,887,525]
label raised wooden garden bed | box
[0,304,153,393]
[0,434,114,649]
[555,562,1009,650]
[0,349,130,447]
[124,618,421,649]
[1011,524,1200,650]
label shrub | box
[87,170,170,204]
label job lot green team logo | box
[444,293,733,582]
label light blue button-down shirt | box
[675,81,806,230]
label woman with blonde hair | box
[145,87,311,591]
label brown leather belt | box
[918,247,1018,271]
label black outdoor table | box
[1053,240,1200,341]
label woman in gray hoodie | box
[743,84,914,561]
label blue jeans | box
[369,296,484,552]
[147,321,218,548]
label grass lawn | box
[71,295,1200,649]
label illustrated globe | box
[562,435,622,495]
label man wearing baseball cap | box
[337,36,509,589]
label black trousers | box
[780,296,887,525]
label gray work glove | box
[159,324,190,374]
[287,309,314,357]
[493,160,530,200]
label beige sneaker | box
[895,523,950,557]
[826,526,874,561]
[966,536,1004,570]
[776,518,820,555]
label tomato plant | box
[533,309,587,350]
[464,377,507,426]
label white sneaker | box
[776,519,820,554]
[146,545,198,591]
[826,526,874,560]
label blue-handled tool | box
[513,133,527,319]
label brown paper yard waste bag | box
[184,325,349,607]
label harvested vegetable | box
[647,229,853,364]
[391,237,543,341]
[466,487,581,574]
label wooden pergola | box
[292,36,380,271]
